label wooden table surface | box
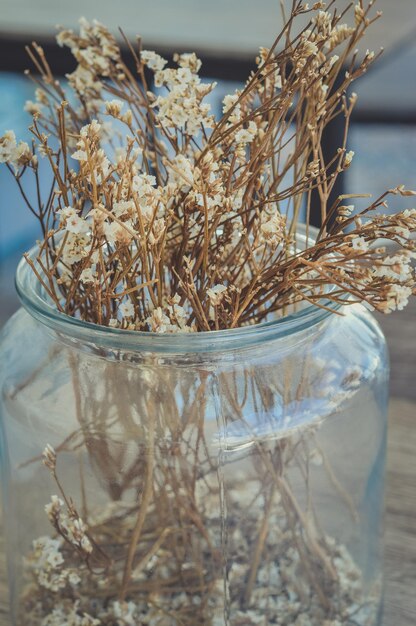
[382,398,416,626]
[0,395,414,624]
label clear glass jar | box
[0,251,389,626]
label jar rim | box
[15,234,342,354]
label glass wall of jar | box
[0,254,389,626]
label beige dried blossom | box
[0,1,414,337]
[42,444,57,471]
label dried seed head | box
[42,444,57,471]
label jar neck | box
[15,243,341,358]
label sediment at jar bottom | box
[18,420,382,626]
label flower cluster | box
[45,495,93,556]
[0,131,31,171]
[144,51,216,134]
[24,536,81,592]
[0,2,415,333]
[21,456,381,626]
[42,602,100,626]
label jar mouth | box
[15,228,342,354]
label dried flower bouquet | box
[1,1,415,329]
[0,1,415,625]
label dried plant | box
[0,2,413,626]
[0,0,415,332]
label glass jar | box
[0,250,389,626]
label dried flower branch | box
[1,2,415,332]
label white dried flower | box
[58,207,89,235]
[105,99,123,116]
[111,601,137,626]
[259,212,286,246]
[44,495,64,521]
[0,130,17,163]
[168,154,194,188]
[235,121,257,144]
[338,205,355,217]
[350,236,369,252]
[112,200,134,218]
[42,444,57,470]
[206,284,227,306]
[222,93,242,123]
[26,536,66,592]
[103,219,135,245]
[145,307,172,333]
[355,4,365,25]
[71,149,88,162]
[329,54,339,68]
[24,100,43,115]
[119,299,135,319]
[68,571,81,586]
[79,267,97,284]
[344,150,355,167]
[382,284,413,312]
[80,119,101,138]
[60,233,91,266]
[173,51,202,73]
[42,603,101,626]
[141,50,167,71]
[0,130,30,169]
